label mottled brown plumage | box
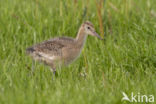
[26,21,102,74]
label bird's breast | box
[62,47,83,65]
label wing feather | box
[31,37,74,56]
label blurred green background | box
[0,0,156,104]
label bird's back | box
[26,36,75,65]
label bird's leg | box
[50,68,56,75]
[50,68,56,80]
[53,69,56,75]
[49,63,56,80]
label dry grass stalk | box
[109,2,119,12]
[94,0,104,38]
[107,10,113,34]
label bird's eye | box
[87,27,90,29]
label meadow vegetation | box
[0,0,156,103]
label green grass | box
[0,0,156,104]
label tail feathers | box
[26,47,35,54]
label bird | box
[26,21,102,75]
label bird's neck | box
[75,26,87,48]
